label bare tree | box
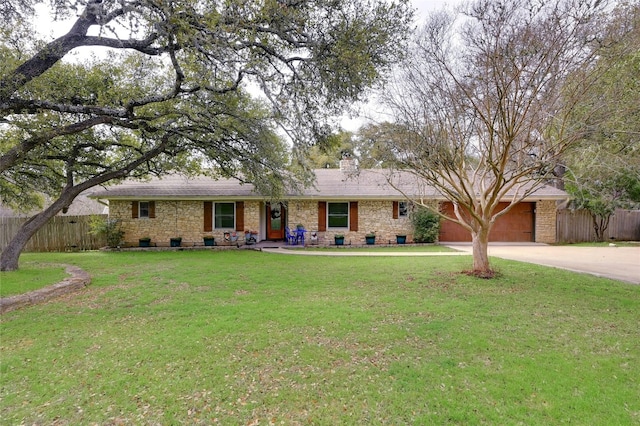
[381,0,609,275]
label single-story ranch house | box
[89,163,567,246]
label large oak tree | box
[0,0,412,270]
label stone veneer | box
[110,199,414,245]
[110,200,263,245]
[287,200,413,245]
[534,200,557,243]
[109,198,558,245]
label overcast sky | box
[340,0,462,131]
[414,0,467,23]
[35,1,462,132]
[37,1,459,38]
[414,0,458,20]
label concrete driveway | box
[444,243,640,285]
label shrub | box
[89,216,124,247]
[411,207,440,243]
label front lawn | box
[1,251,638,424]
[0,262,68,297]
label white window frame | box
[327,202,349,229]
[399,201,408,217]
[214,202,236,229]
[139,201,150,218]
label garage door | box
[439,202,535,242]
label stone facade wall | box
[242,201,261,235]
[287,200,413,245]
[204,201,262,243]
[110,200,262,245]
[535,200,557,243]
[355,200,412,243]
[287,200,318,231]
[110,199,414,245]
[109,198,558,245]
[111,200,203,244]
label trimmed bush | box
[411,207,440,243]
[89,216,124,247]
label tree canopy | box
[563,0,640,240]
[0,0,413,270]
[380,0,612,275]
[302,123,410,169]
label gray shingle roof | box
[1,192,107,217]
[88,169,568,201]
[88,175,256,199]
[298,169,441,199]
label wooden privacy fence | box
[0,215,107,252]
[556,209,640,243]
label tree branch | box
[0,1,162,102]
[0,116,114,174]
[1,99,129,117]
[80,34,163,55]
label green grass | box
[0,262,68,297]
[1,251,639,425]
[300,244,458,252]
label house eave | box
[88,195,266,201]
[90,194,568,202]
[86,170,568,202]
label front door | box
[266,202,286,240]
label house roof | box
[87,169,568,201]
[0,192,107,217]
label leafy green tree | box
[567,169,640,241]
[303,123,408,169]
[563,0,640,241]
[354,122,416,168]
[304,130,356,169]
[0,0,412,270]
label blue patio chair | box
[285,227,298,245]
[296,227,307,245]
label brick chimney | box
[339,153,357,173]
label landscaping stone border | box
[0,265,91,314]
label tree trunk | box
[1,137,169,271]
[591,213,611,242]
[471,227,492,275]
[0,196,74,271]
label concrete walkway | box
[444,243,640,285]
[260,247,469,257]
[261,243,640,285]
